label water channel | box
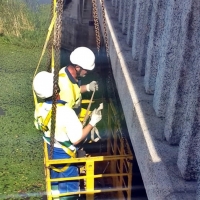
[60,44,148,199]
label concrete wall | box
[97,0,200,199]
[61,0,96,52]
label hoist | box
[32,1,133,199]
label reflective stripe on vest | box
[44,136,76,158]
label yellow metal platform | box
[44,100,133,200]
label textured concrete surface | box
[121,0,130,35]
[173,0,200,182]
[163,0,200,149]
[114,0,119,14]
[131,0,149,67]
[97,0,198,199]
[126,0,136,46]
[61,1,96,51]
[144,0,167,95]
[153,0,192,118]
[197,176,200,200]
[118,0,124,23]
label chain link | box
[100,0,109,57]
[92,0,101,53]
[49,0,64,159]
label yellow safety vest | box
[59,69,91,122]
[59,70,82,111]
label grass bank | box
[0,1,52,199]
[0,35,48,199]
[0,0,50,48]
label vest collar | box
[65,66,78,84]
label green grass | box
[0,1,51,48]
[0,37,48,199]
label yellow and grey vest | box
[59,67,82,115]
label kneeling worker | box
[33,71,102,199]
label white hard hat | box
[33,71,54,99]
[70,47,95,70]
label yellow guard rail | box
[44,99,133,200]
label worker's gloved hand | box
[86,81,98,92]
[89,108,102,127]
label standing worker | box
[59,47,98,116]
[33,71,102,199]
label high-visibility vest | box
[59,68,82,115]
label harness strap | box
[44,136,76,158]
[50,164,70,173]
[91,126,101,142]
[39,103,63,132]
[82,91,95,126]
[48,143,76,172]
[38,102,76,158]
[41,109,52,132]
[32,11,57,107]
[60,145,76,158]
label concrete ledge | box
[97,0,197,199]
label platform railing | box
[44,100,133,200]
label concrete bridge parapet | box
[97,0,200,199]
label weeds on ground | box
[0,11,48,198]
[0,0,50,48]
[0,6,53,195]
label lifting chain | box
[92,0,101,53]
[50,0,64,159]
[100,0,109,57]
[99,0,129,155]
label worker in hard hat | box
[33,71,102,199]
[59,47,98,117]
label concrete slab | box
[97,0,197,199]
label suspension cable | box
[49,0,64,159]
[92,0,101,53]
[100,0,109,57]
